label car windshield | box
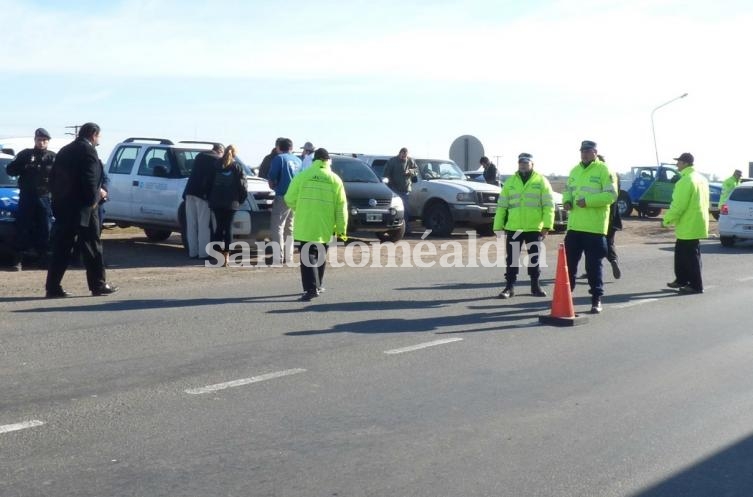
[331,158,380,183]
[416,159,465,180]
[1,158,18,187]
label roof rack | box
[178,140,224,148]
[123,137,174,145]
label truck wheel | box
[423,202,454,237]
[377,224,406,243]
[720,236,735,247]
[644,208,661,217]
[617,191,632,217]
[144,228,172,242]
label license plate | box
[743,225,753,231]
[366,213,383,222]
[488,206,496,213]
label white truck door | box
[105,145,141,222]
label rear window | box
[729,187,753,202]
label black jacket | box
[49,138,102,225]
[183,151,220,199]
[6,147,57,195]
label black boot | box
[497,283,514,299]
[531,278,547,297]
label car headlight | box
[456,192,475,203]
[390,195,404,210]
[0,209,14,219]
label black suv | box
[330,155,406,242]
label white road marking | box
[185,368,307,395]
[384,338,463,355]
[737,277,753,282]
[612,298,659,309]
[0,420,45,434]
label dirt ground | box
[1,216,717,300]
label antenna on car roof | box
[123,137,174,145]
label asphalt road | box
[2,236,753,497]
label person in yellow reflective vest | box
[285,148,348,302]
[719,169,742,208]
[662,152,709,294]
[493,153,555,299]
[562,140,618,314]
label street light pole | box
[651,93,688,166]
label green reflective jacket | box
[284,160,348,243]
[662,166,709,240]
[493,170,555,232]
[719,175,741,207]
[562,160,617,235]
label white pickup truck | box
[357,155,501,236]
[103,138,274,245]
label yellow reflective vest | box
[284,160,348,243]
[719,174,741,207]
[493,171,555,232]
[662,166,709,240]
[562,160,617,235]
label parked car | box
[617,164,722,219]
[358,155,501,237]
[0,152,19,259]
[718,182,753,247]
[329,155,405,242]
[103,138,275,247]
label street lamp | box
[651,93,688,166]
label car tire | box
[423,201,454,237]
[720,236,735,247]
[643,208,661,217]
[144,228,172,242]
[476,224,495,237]
[617,191,632,217]
[377,223,406,243]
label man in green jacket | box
[284,148,348,301]
[719,169,742,208]
[562,140,618,314]
[662,152,709,294]
[493,153,555,299]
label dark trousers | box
[212,208,234,250]
[606,227,618,264]
[565,230,607,297]
[46,209,106,292]
[674,239,702,290]
[504,230,543,283]
[298,241,328,292]
[15,192,52,256]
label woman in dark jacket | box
[208,145,247,267]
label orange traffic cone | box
[539,243,588,327]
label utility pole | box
[65,125,81,137]
[494,155,501,167]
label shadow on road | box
[630,433,753,497]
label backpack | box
[209,165,243,209]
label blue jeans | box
[565,230,607,297]
[15,192,52,255]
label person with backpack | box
[208,145,247,267]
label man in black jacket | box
[5,128,56,270]
[183,143,223,259]
[45,122,117,298]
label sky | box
[2,0,752,178]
